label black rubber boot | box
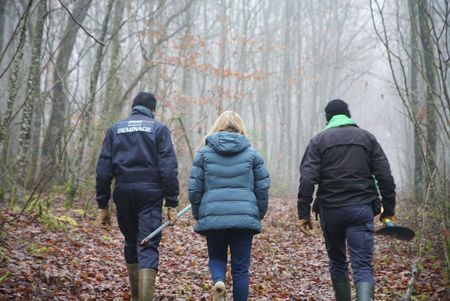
[331,275,351,301]
[356,282,375,301]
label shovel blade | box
[375,226,415,241]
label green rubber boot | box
[356,282,375,301]
[331,275,351,301]
[126,263,139,301]
[139,268,157,301]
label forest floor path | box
[0,198,446,300]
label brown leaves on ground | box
[0,198,447,300]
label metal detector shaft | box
[140,204,192,245]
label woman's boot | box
[212,281,226,301]
[356,282,375,301]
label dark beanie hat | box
[325,99,351,121]
[132,92,157,111]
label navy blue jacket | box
[188,132,270,234]
[96,108,179,209]
[298,125,395,219]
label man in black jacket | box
[297,99,396,301]
[96,92,179,301]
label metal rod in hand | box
[140,204,192,245]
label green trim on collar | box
[324,114,357,130]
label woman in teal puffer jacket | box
[188,111,270,301]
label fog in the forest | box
[0,0,448,203]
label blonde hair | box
[208,110,247,136]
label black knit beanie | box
[132,92,157,111]
[325,99,351,121]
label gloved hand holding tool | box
[380,216,395,227]
[167,207,178,224]
[97,207,111,227]
[375,215,415,241]
[140,204,192,246]
[299,218,313,236]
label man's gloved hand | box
[299,218,313,236]
[380,209,395,227]
[380,216,395,227]
[97,208,111,227]
[167,207,178,224]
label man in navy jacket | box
[96,92,179,301]
[298,99,396,301]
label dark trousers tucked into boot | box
[356,282,375,301]
[331,275,351,301]
[127,263,139,301]
[139,268,157,301]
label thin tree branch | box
[57,0,105,46]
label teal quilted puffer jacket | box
[188,131,270,234]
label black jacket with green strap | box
[297,115,396,219]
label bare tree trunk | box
[217,0,228,115]
[308,3,321,136]
[89,0,125,171]
[40,0,92,184]
[28,92,43,187]
[327,1,346,98]
[0,0,31,146]
[255,1,272,159]
[181,4,193,100]
[28,63,52,188]
[232,1,252,113]
[408,0,424,202]
[0,0,7,53]
[198,2,209,141]
[282,0,293,181]
[295,0,304,176]
[0,0,32,199]
[15,0,47,202]
[67,0,113,204]
[148,1,164,98]
[178,2,194,175]
[418,0,437,192]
